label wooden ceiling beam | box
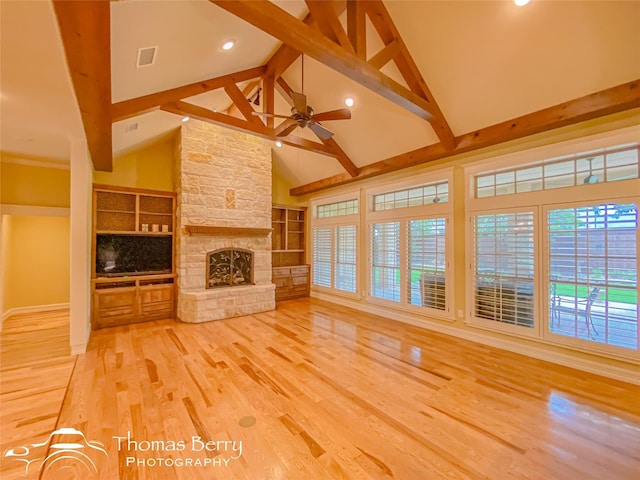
[161,101,272,137]
[347,0,367,60]
[160,101,339,158]
[321,137,360,178]
[290,80,640,196]
[305,1,355,55]
[111,66,266,122]
[53,0,112,171]
[211,0,434,121]
[224,79,261,117]
[223,82,262,124]
[364,0,456,150]
[368,40,400,70]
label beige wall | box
[94,136,176,192]
[0,161,70,207]
[2,216,70,311]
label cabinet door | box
[93,287,137,328]
[139,284,174,319]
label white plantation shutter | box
[548,203,638,349]
[370,222,401,301]
[313,227,332,287]
[335,225,357,293]
[408,218,446,309]
[473,212,535,328]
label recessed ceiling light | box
[275,140,282,148]
[345,97,355,107]
[181,116,190,122]
[514,0,530,6]
[221,40,235,51]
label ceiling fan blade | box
[291,91,307,114]
[312,108,352,122]
[308,122,334,140]
[275,119,298,137]
[252,112,291,119]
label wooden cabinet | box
[92,185,176,329]
[272,205,309,301]
[273,265,310,301]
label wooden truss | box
[54,0,640,195]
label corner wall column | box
[69,138,92,354]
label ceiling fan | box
[252,56,351,140]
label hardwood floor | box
[0,310,76,480]
[2,298,639,479]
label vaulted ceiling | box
[2,0,639,196]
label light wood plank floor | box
[2,298,639,479]
[1,309,77,480]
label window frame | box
[465,126,640,360]
[466,206,541,339]
[310,191,360,299]
[366,170,454,319]
[541,198,639,358]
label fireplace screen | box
[206,248,254,288]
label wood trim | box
[183,225,272,237]
[52,0,112,172]
[92,183,176,197]
[211,0,434,121]
[290,80,640,196]
[367,40,400,70]
[111,66,266,122]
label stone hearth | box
[175,121,275,323]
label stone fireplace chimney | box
[175,121,275,323]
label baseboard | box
[1,303,71,332]
[311,291,640,386]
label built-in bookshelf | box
[92,184,176,329]
[272,205,309,301]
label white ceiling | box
[1,0,639,187]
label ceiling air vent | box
[125,122,139,133]
[136,46,157,68]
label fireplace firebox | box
[206,248,254,288]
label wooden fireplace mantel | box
[183,225,272,237]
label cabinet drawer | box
[291,266,310,276]
[273,276,290,288]
[291,275,308,286]
[95,288,137,309]
[139,285,174,304]
[272,267,291,277]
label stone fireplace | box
[175,121,275,323]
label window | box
[408,218,446,309]
[311,195,359,295]
[312,228,332,287]
[373,181,448,211]
[317,199,358,218]
[473,211,535,328]
[335,225,357,293]
[370,222,400,301]
[475,145,639,198]
[366,174,452,314]
[548,203,638,350]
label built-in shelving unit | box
[91,184,176,329]
[272,205,309,301]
